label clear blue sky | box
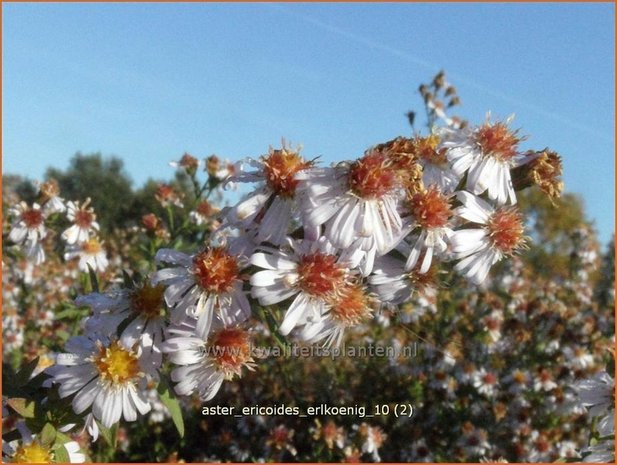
[3,3,614,245]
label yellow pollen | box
[94,341,140,384]
[12,442,53,463]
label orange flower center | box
[297,253,346,297]
[482,372,497,385]
[193,247,240,293]
[349,151,398,199]
[179,153,199,170]
[196,200,215,217]
[322,421,340,443]
[268,426,291,449]
[131,283,165,319]
[209,327,252,377]
[475,122,520,161]
[406,262,438,294]
[487,207,525,254]
[512,370,527,384]
[410,187,452,229]
[82,238,103,255]
[329,284,372,326]
[74,209,94,228]
[21,209,44,229]
[263,149,310,198]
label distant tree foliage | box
[45,153,135,233]
[517,187,596,279]
[32,152,194,234]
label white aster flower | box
[62,199,99,245]
[36,179,66,214]
[562,346,595,370]
[472,368,498,397]
[249,237,351,336]
[357,423,386,462]
[439,115,524,205]
[162,319,255,401]
[413,134,462,193]
[404,186,455,272]
[533,369,557,392]
[8,202,47,264]
[77,280,168,371]
[189,200,218,226]
[224,143,312,245]
[458,423,491,458]
[300,282,374,348]
[451,191,526,285]
[575,370,614,418]
[297,149,406,265]
[46,334,152,428]
[503,369,530,395]
[152,246,250,338]
[369,254,438,305]
[2,422,85,463]
[169,152,201,172]
[64,237,109,272]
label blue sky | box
[3,3,614,244]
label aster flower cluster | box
[3,73,611,463]
[5,181,109,272]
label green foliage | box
[518,187,593,278]
[46,153,135,232]
[157,376,185,439]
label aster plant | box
[3,72,611,463]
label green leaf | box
[157,376,185,438]
[53,431,72,445]
[97,421,115,448]
[260,307,289,350]
[16,357,40,386]
[52,443,70,463]
[7,398,35,418]
[40,423,56,446]
[87,264,100,293]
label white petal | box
[279,293,310,335]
